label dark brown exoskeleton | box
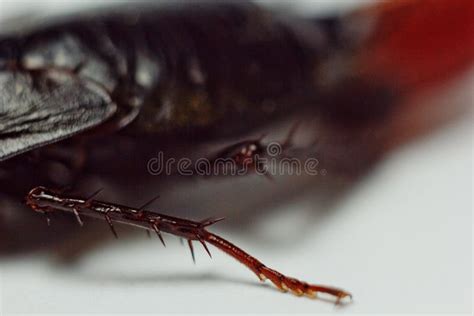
[0,2,357,185]
[5,0,468,304]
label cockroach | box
[1,0,473,306]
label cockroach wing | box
[0,70,116,161]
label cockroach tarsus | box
[26,186,352,304]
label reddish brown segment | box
[25,186,352,304]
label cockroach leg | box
[26,186,352,304]
[206,122,301,179]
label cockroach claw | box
[251,266,352,303]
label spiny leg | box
[26,186,351,304]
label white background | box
[0,1,472,315]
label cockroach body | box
[1,2,357,303]
[1,0,472,305]
[0,2,332,161]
